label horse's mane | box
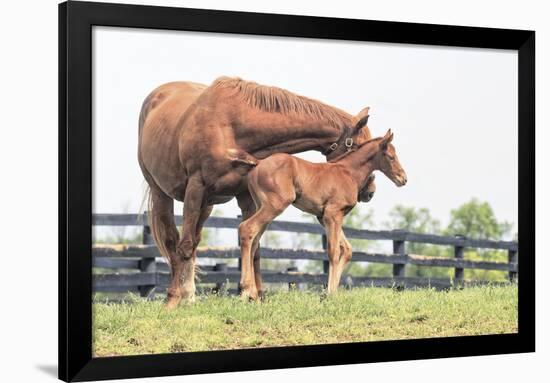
[211,77,352,128]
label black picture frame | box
[59,1,535,381]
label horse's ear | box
[380,129,394,149]
[352,106,370,131]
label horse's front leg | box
[170,176,206,307]
[322,208,344,294]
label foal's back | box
[247,153,357,217]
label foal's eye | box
[387,154,395,161]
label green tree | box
[385,205,441,233]
[445,198,512,240]
[384,205,441,253]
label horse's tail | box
[138,90,177,268]
[144,184,177,268]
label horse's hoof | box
[179,290,196,304]
[165,289,183,309]
[240,289,258,302]
[164,299,180,310]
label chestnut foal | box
[238,130,407,299]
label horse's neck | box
[235,111,348,158]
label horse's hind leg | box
[175,175,207,305]
[147,187,183,309]
[181,202,213,298]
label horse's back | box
[139,81,207,130]
[138,81,207,200]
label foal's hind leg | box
[335,231,353,287]
[322,208,345,294]
[237,192,264,298]
[239,201,288,300]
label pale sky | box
[92,26,517,237]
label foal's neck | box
[335,140,381,190]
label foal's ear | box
[380,129,394,149]
[352,106,370,131]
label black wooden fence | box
[92,213,518,297]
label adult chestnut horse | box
[138,77,375,308]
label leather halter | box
[322,126,355,156]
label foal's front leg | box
[322,208,344,294]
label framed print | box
[59,1,535,381]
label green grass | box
[92,285,517,357]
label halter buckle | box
[329,143,338,151]
[345,138,354,151]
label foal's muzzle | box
[395,174,408,186]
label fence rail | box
[93,213,518,250]
[92,213,518,297]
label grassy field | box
[92,285,517,357]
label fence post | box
[454,245,464,285]
[392,239,406,279]
[213,263,228,294]
[322,234,329,274]
[322,234,329,289]
[237,215,242,271]
[508,249,518,282]
[287,266,300,290]
[139,219,156,297]
[142,219,154,245]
